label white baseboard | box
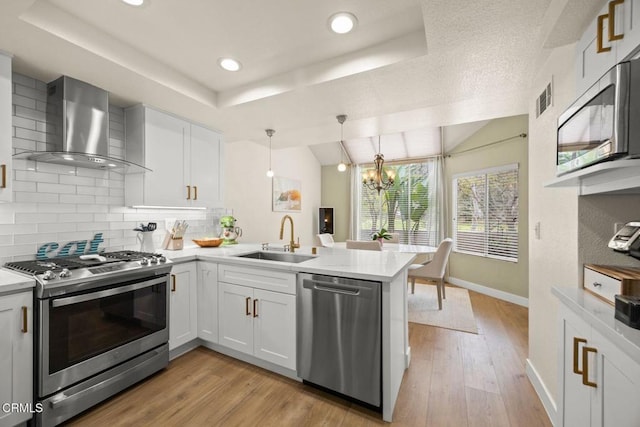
[526,359,557,426]
[447,276,529,307]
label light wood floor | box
[67,288,552,427]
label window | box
[453,164,519,262]
[355,159,440,246]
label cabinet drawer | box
[584,267,621,305]
[218,264,296,295]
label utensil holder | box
[166,237,184,251]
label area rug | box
[408,283,478,334]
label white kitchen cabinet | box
[576,0,640,96]
[557,292,640,427]
[218,264,296,370]
[197,261,218,343]
[124,105,224,208]
[169,262,198,350]
[0,291,33,427]
[0,52,12,203]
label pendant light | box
[336,114,347,172]
[266,129,275,177]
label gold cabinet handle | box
[186,185,191,200]
[608,0,624,41]
[573,337,587,374]
[21,306,27,333]
[582,346,598,388]
[171,274,176,292]
[245,297,251,316]
[597,14,612,53]
[0,164,5,189]
[193,186,198,201]
[253,299,258,318]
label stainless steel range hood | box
[14,76,149,173]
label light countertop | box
[0,269,35,295]
[159,242,417,282]
[553,286,640,362]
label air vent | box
[536,81,552,118]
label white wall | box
[528,44,580,412]
[224,140,321,247]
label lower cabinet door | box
[252,288,296,370]
[169,262,198,350]
[0,291,33,426]
[197,262,218,343]
[218,282,253,355]
[561,316,592,427]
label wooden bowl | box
[192,238,223,247]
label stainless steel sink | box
[236,251,314,263]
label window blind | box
[453,165,519,262]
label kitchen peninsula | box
[160,242,416,422]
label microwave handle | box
[51,276,167,308]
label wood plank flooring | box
[67,288,552,427]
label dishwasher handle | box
[301,276,378,298]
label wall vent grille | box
[536,81,552,118]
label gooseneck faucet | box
[279,215,300,253]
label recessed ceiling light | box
[122,0,145,6]
[218,58,242,72]
[329,12,358,34]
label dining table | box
[332,241,438,255]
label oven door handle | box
[51,276,167,307]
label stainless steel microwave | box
[557,58,640,175]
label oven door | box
[38,274,169,397]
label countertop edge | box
[552,285,640,361]
[0,269,36,296]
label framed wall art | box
[272,176,302,212]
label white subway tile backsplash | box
[76,204,109,214]
[12,95,36,110]
[15,127,47,143]
[14,83,46,102]
[77,222,110,232]
[12,73,36,88]
[0,213,14,224]
[35,162,74,175]
[78,185,108,196]
[35,203,76,213]
[12,181,36,192]
[15,192,59,204]
[15,213,57,224]
[0,244,37,258]
[58,213,94,223]
[14,104,45,122]
[0,224,37,235]
[59,174,95,186]
[38,223,76,233]
[12,137,37,151]
[15,170,59,183]
[37,183,76,194]
[14,233,58,244]
[59,194,96,204]
[13,116,36,130]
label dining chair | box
[345,240,382,251]
[317,233,335,247]
[407,238,453,310]
[388,233,400,243]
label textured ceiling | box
[0,0,605,165]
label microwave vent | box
[536,81,552,118]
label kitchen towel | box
[408,282,478,334]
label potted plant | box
[371,228,392,246]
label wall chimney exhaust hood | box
[13,76,149,173]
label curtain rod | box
[444,133,527,158]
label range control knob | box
[140,258,149,266]
[149,257,158,264]
[158,255,167,263]
[59,268,72,278]
[42,270,56,280]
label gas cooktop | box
[4,250,172,296]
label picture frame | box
[272,176,302,212]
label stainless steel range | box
[4,251,172,427]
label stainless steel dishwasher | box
[297,273,381,408]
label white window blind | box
[453,164,519,262]
[356,159,440,246]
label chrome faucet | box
[279,215,300,253]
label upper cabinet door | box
[189,124,223,208]
[143,108,189,207]
[0,52,12,203]
[125,105,224,208]
[616,0,640,60]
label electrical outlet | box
[534,222,541,240]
